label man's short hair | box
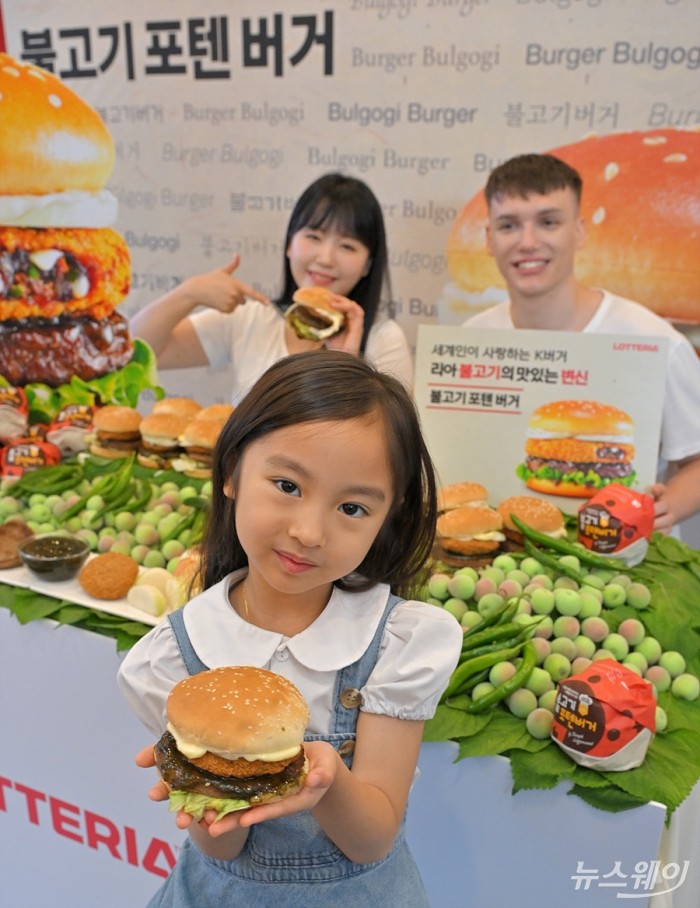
[485,153,583,206]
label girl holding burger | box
[118,350,462,907]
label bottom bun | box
[89,442,135,460]
[165,760,308,820]
[526,477,595,499]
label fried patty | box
[525,438,635,463]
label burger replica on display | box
[0,52,160,426]
[155,666,310,819]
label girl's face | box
[228,415,394,602]
[287,224,371,298]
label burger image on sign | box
[0,52,160,422]
[517,399,636,499]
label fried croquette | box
[0,225,130,321]
[78,551,139,600]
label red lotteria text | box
[0,775,177,877]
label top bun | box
[92,405,142,435]
[437,481,488,512]
[166,666,310,760]
[139,413,192,446]
[528,400,633,438]
[291,286,336,313]
[0,53,115,195]
[447,128,700,323]
[152,397,202,419]
[194,403,235,423]
[497,495,565,536]
[180,418,224,450]
[437,505,503,538]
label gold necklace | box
[241,581,250,623]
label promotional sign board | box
[415,324,668,512]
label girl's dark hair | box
[200,350,436,598]
[276,173,390,353]
[485,153,583,206]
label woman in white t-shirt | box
[131,174,413,402]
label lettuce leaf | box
[9,340,165,424]
[168,789,251,821]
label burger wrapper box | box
[578,484,655,567]
[0,386,29,442]
[551,659,656,772]
[46,404,95,457]
[0,439,62,480]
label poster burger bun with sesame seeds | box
[443,129,700,329]
[0,52,160,421]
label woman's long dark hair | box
[276,173,391,353]
[200,350,436,598]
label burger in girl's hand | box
[155,666,310,820]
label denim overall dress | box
[147,594,431,908]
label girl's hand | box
[195,740,338,838]
[135,744,171,803]
[186,255,271,313]
[323,295,365,356]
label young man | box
[463,153,700,534]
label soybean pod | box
[465,639,538,714]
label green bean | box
[523,539,587,584]
[121,479,154,513]
[511,515,629,572]
[461,621,526,652]
[441,641,527,701]
[465,639,537,714]
[8,463,84,498]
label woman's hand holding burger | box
[322,294,364,356]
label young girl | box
[118,350,462,907]
[130,173,413,402]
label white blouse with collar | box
[117,569,463,739]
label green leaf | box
[568,783,647,814]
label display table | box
[1,609,697,908]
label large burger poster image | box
[414,325,668,515]
[0,52,161,423]
[440,128,700,348]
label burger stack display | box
[0,52,160,435]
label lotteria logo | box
[0,775,178,877]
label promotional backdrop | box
[1,0,697,405]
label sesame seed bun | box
[0,53,115,198]
[437,481,488,513]
[152,397,202,419]
[436,505,505,556]
[194,403,235,423]
[496,495,565,545]
[167,666,309,761]
[139,413,192,447]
